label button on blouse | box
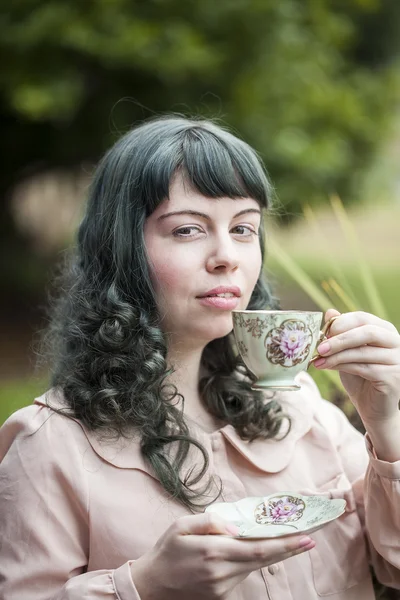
[1,373,400,599]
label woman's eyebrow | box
[158,208,261,221]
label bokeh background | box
[1,2,400,596]
[1,1,400,419]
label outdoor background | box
[2,0,400,414]
[1,1,400,596]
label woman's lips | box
[199,286,241,298]
[197,296,240,310]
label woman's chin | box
[168,316,235,347]
[198,324,234,344]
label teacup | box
[232,310,337,391]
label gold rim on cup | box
[308,315,340,367]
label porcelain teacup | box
[232,310,337,391]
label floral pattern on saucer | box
[265,319,313,367]
[255,495,306,525]
[205,492,347,538]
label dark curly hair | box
[41,115,289,510]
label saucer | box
[205,492,346,539]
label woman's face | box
[144,176,263,348]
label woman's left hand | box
[313,308,400,426]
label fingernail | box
[317,342,330,355]
[298,536,313,548]
[312,357,326,368]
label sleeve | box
[0,405,142,600]
[305,375,400,590]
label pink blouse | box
[1,373,400,599]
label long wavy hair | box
[41,115,289,510]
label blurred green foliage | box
[1,260,399,425]
[1,0,400,217]
[268,197,400,402]
[0,378,46,425]
[1,0,400,428]
[270,261,400,399]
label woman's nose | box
[206,237,239,273]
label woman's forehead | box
[153,176,260,216]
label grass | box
[0,378,47,425]
[1,256,398,424]
[2,267,399,424]
[270,260,400,326]
[1,198,398,425]
[267,197,400,401]
[267,261,399,398]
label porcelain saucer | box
[205,492,346,539]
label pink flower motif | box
[271,498,299,521]
[254,494,306,526]
[265,320,313,368]
[279,327,307,359]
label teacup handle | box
[308,315,340,366]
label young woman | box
[1,116,400,600]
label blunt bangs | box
[136,118,272,215]
[81,116,273,288]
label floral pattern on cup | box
[255,495,306,525]
[232,313,269,339]
[236,340,248,357]
[264,319,313,367]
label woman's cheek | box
[249,248,262,280]
[150,252,191,294]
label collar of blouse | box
[34,373,315,480]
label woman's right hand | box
[130,513,316,600]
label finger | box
[202,534,315,563]
[246,539,316,571]
[175,513,239,537]
[322,362,394,381]
[313,347,398,370]
[220,540,317,581]
[318,325,400,356]
[326,311,398,337]
[324,308,341,324]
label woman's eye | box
[231,225,258,236]
[173,226,203,237]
